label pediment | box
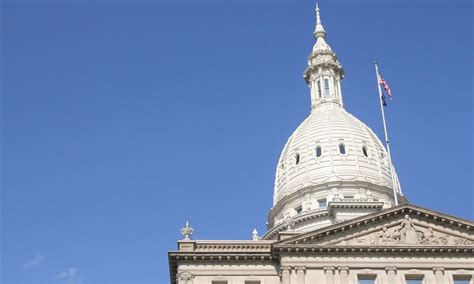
[275,204,474,248]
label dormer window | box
[324,78,330,96]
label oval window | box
[339,143,346,155]
[295,153,300,165]
[362,146,368,157]
[315,146,322,157]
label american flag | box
[378,74,393,106]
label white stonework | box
[169,205,474,284]
[267,3,406,237]
[168,4,474,284]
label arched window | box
[317,80,322,98]
[362,146,368,157]
[324,79,330,97]
[295,153,300,165]
[315,146,322,157]
[339,143,346,155]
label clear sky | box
[2,1,472,283]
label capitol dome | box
[273,105,401,205]
[264,5,406,239]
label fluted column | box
[282,266,291,284]
[324,267,335,284]
[385,267,397,284]
[433,267,445,284]
[296,267,306,284]
[338,267,349,284]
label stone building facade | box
[168,5,474,284]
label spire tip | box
[315,3,321,24]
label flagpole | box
[374,61,399,206]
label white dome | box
[263,6,406,240]
[273,104,401,206]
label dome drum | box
[267,180,407,229]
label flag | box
[378,74,393,102]
[381,93,387,107]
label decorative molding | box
[332,215,473,246]
[273,246,473,254]
[296,266,306,271]
[177,272,194,282]
[171,253,273,262]
[323,266,335,273]
[193,241,273,253]
[283,216,296,231]
[181,222,193,241]
[273,205,474,246]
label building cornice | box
[273,245,474,255]
[275,204,474,246]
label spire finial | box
[316,3,321,24]
[181,221,193,240]
[313,3,326,39]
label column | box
[282,266,291,284]
[324,267,335,284]
[433,267,445,284]
[338,267,349,284]
[296,267,306,284]
[311,80,316,107]
[337,79,343,107]
[385,267,397,284]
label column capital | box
[433,267,445,273]
[385,266,397,272]
[338,266,349,272]
[296,266,306,271]
[323,266,335,273]
[177,272,194,282]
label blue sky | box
[2,1,472,283]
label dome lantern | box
[304,4,345,110]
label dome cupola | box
[303,4,344,110]
[264,5,406,240]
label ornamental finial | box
[252,228,260,241]
[313,3,326,39]
[316,3,321,24]
[181,221,193,240]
